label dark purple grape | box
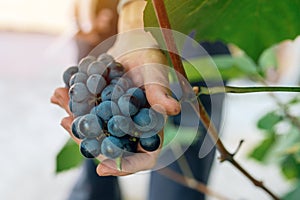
[86,74,107,95]
[120,136,138,156]
[101,84,125,101]
[78,56,96,74]
[63,66,78,87]
[139,134,161,152]
[69,99,93,117]
[97,53,114,65]
[110,77,133,91]
[80,138,102,158]
[95,101,120,121]
[69,72,88,86]
[107,115,133,137]
[69,82,91,103]
[87,61,108,77]
[126,87,146,108]
[78,114,103,138]
[101,136,123,159]
[133,108,157,132]
[118,94,140,116]
[71,117,85,139]
[107,62,125,80]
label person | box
[51,0,229,199]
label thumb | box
[142,63,181,116]
[145,84,180,116]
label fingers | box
[142,63,180,116]
[145,84,180,116]
[51,87,72,115]
[96,151,159,176]
[60,116,81,144]
[97,132,163,176]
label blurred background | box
[1,0,300,200]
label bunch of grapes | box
[62,53,164,162]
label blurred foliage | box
[248,97,300,198]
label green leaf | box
[283,181,300,200]
[56,139,83,173]
[144,0,300,62]
[281,155,300,180]
[257,111,282,130]
[248,133,276,162]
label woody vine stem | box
[151,0,281,199]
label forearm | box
[118,0,147,32]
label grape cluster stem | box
[151,0,280,199]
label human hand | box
[51,49,180,176]
[74,0,118,58]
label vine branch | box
[198,85,300,95]
[151,0,280,199]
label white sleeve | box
[117,0,145,14]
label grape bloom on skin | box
[62,53,163,163]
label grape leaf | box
[144,0,300,62]
[56,139,83,173]
[257,111,282,130]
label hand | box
[74,0,118,58]
[51,47,180,176]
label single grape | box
[63,66,78,87]
[78,114,103,138]
[126,87,147,108]
[69,72,88,86]
[107,115,133,137]
[120,136,138,156]
[80,138,102,158]
[101,136,123,159]
[86,74,107,95]
[138,110,165,138]
[69,82,91,103]
[110,77,133,91]
[101,84,125,101]
[107,62,125,80]
[87,61,108,77]
[69,99,93,117]
[95,101,120,121]
[97,53,114,66]
[139,134,161,152]
[78,56,96,74]
[133,108,157,132]
[118,94,140,116]
[71,117,85,139]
